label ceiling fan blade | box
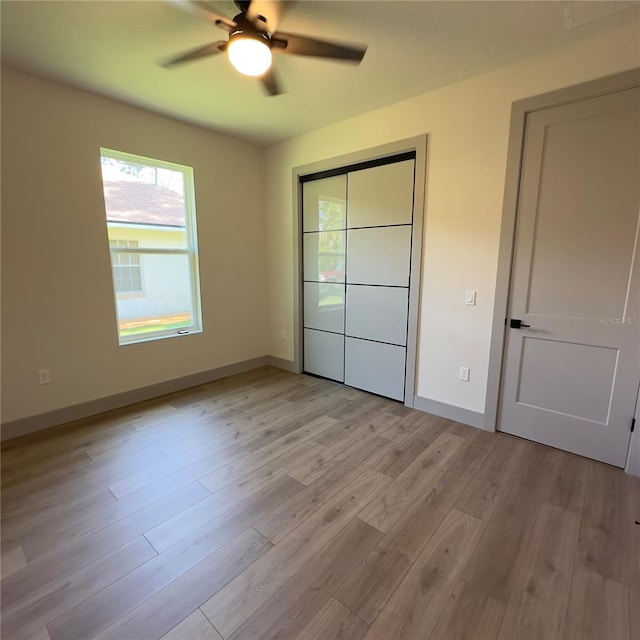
[170,1,237,32]
[162,41,227,67]
[260,67,283,96]
[271,32,366,63]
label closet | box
[301,153,416,401]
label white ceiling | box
[2,0,638,144]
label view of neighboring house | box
[102,178,193,334]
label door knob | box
[510,318,531,329]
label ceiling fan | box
[163,0,367,95]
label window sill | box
[118,327,202,346]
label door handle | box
[510,318,531,329]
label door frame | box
[291,135,428,408]
[484,68,640,472]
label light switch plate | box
[465,291,476,306]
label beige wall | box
[2,23,638,427]
[1,68,268,423]
[265,23,640,414]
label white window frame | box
[101,147,203,345]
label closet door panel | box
[303,231,346,282]
[347,226,411,286]
[304,282,345,334]
[303,175,347,232]
[304,329,344,382]
[345,285,408,345]
[347,160,415,228]
[344,337,406,401]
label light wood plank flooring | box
[1,367,638,640]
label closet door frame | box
[292,135,428,408]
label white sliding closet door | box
[302,157,416,401]
[302,175,347,382]
[344,159,414,401]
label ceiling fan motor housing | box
[231,12,270,40]
[164,0,368,95]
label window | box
[109,240,143,293]
[100,148,202,344]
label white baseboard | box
[413,395,487,430]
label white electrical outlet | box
[38,369,51,385]
[459,367,470,382]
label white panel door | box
[499,87,640,467]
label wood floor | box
[1,367,638,640]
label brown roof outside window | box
[103,180,186,228]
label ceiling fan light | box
[228,36,272,76]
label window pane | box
[115,253,195,339]
[101,160,187,249]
